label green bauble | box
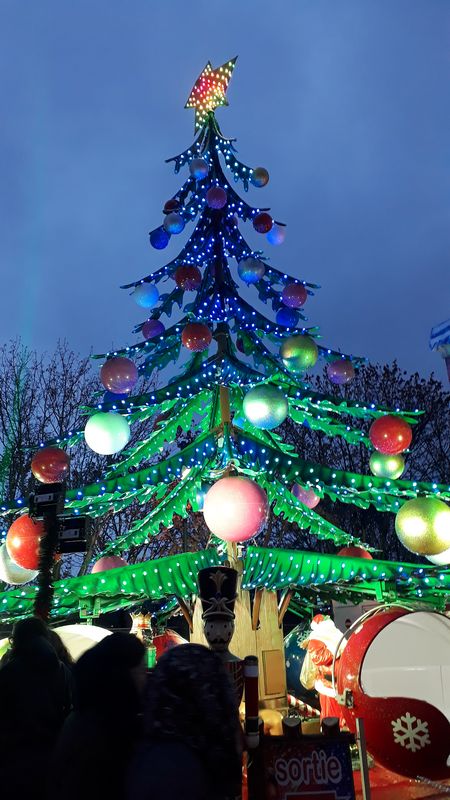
[280,335,318,373]
[243,384,288,430]
[395,496,450,555]
[369,452,405,480]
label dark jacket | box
[0,636,72,799]
[126,739,212,800]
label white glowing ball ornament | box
[84,412,130,456]
[203,476,268,542]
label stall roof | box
[0,546,448,623]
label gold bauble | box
[395,497,450,555]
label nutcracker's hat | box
[197,566,238,620]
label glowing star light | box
[185,58,237,131]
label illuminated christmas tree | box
[1,59,449,622]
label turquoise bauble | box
[395,497,450,555]
[243,384,288,430]
[369,452,405,480]
[280,335,318,373]
[238,257,265,284]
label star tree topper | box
[185,58,237,131]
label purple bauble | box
[206,186,227,209]
[100,357,138,394]
[276,307,299,328]
[282,283,308,309]
[291,484,320,509]
[142,318,165,340]
[163,212,185,234]
[149,228,170,250]
[327,359,355,385]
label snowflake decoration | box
[392,712,431,753]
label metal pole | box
[355,717,371,800]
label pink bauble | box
[327,359,355,385]
[203,477,268,542]
[142,319,165,340]
[282,283,308,309]
[206,186,227,209]
[337,546,373,560]
[291,483,320,509]
[91,555,128,574]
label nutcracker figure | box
[197,565,244,703]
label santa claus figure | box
[300,613,346,723]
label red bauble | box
[31,447,70,484]
[206,187,227,209]
[181,322,212,352]
[100,357,138,395]
[336,608,450,780]
[163,198,179,214]
[253,212,273,233]
[153,629,188,661]
[369,415,412,455]
[6,515,45,570]
[337,545,373,559]
[174,265,202,291]
[282,283,308,309]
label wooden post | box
[277,589,294,628]
[252,589,263,631]
[175,596,193,633]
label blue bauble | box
[149,227,170,250]
[276,307,299,328]
[243,384,288,430]
[284,623,320,708]
[195,483,210,511]
[133,283,159,309]
[163,212,185,235]
[103,391,128,405]
[189,158,209,180]
[238,257,265,285]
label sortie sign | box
[258,735,355,800]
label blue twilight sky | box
[0,0,449,378]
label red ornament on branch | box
[369,415,412,455]
[337,545,373,559]
[181,322,212,352]
[253,212,273,233]
[174,265,202,291]
[6,515,45,570]
[31,447,70,484]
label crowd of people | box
[0,617,243,800]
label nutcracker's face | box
[203,617,235,651]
